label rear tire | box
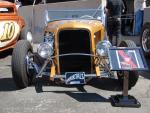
[119,40,136,47]
[12,40,33,89]
[118,40,139,89]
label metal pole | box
[36,59,49,78]
[123,71,129,97]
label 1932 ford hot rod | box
[12,9,148,88]
[0,1,25,52]
[11,1,148,106]
[11,0,150,106]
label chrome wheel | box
[142,28,150,53]
[26,51,34,76]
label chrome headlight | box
[96,40,112,57]
[37,42,53,59]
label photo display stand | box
[108,47,148,107]
[109,47,148,71]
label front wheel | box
[118,40,139,89]
[12,40,33,89]
[117,71,139,89]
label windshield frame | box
[46,8,103,22]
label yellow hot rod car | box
[11,8,146,92]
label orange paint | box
[0,1,25,52]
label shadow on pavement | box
[0,78,17,91]
[43,90,110,102]
[39,77,119,102]
[66,92,110,102]
[0,49,13,59]
[41,77,122,92]
[0,77,122,103]
[88,78,122,91]
[0,77,122,93]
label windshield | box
[46,8,103,21]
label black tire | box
[119,40,136,47]
[118,40,139,89]
[12,40,33,89]
[117,71,139,89]
[140,23,150,57]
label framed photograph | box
[108,47,148,71]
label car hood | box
[46,19,104,33]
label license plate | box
[65,72,85,85]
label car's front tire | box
[117,71,139,89]
[12,40,33,89]
[118,40,139,89]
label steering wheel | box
[80,15,94,19]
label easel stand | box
[110,71,141,107]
